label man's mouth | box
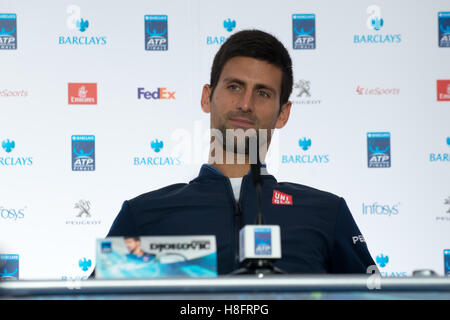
[228,117,255,128]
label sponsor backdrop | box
[0,0,449,280]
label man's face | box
[125,238,140,252]
[201,56,291,155]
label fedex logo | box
[272,190,293,205]
[137,87,175,100]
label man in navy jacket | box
[106,30,376,275]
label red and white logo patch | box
[272,190,293,205]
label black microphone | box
[231,133,284,275]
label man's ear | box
[201,84,212,114]
[275,101,292,129]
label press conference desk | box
[1,275,450,300]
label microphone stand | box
[231,142,284,276]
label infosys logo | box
[0,206,26,220]
[362,202,400,216]
[137,87,175,100]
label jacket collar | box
[198,163,270,179]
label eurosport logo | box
[354,5,401,44]
[356,85,400,96]
[0,88,28,98]
[375,253,407,277]
[68,83,97,105]
[439,12,450,48]
[292,14,316,49]
[367,132,391,168]
[429,137,449,163]
[145,15,168,51]
[291,79,322,105]
[362,202,400,216]
[281,138,330,165]
[0,139,33,166]
[206,18,236,45]
[137,87,176,100]
[437,80,450,101]
[133,139,181,166]
[58,5,107,46]
[0,14,17,50]
[0,254,19,279]
[72,135,95,171]
[0,206,26,220]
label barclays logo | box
[133,139,181,166]
[2,139,14,152]
[376,254,389,268]
[206,18,236,45]
[79,258,92,272]
[429,137,450,163]
[151,139,163,152]
[282,138,330,164]
[223,19,236,32]
[354,6,401,44]
[0,139,33,166]
[58,5,107,46]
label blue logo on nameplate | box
[367,132,391,168]
[0,14,17,50]
[439,12,450,48]
[0,254,19,279]
[445,249,450,275]
[254,228,272,255]
[145,15,168,51]
[72,135,95,171]
[292,14,316,50]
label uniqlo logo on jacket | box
[272,190,293,205]
[68,83,97,105]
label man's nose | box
[238,89,254,112]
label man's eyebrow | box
[223,77,277,94]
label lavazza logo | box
[354,5,401,44]
[281,137,330,165]
[0,139,33,167]
[133,139,181,166]
[58,5,107,46]
[66,200,101,225]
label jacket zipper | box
[224,175,247,271]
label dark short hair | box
[209,29,293,108]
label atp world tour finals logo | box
[292,14,316,49]
[367,132,391,168]
[72,135,95,171]
[145,15,168,51]
[439,12,450,48]
[0,14,17,50]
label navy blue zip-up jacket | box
[106,164,376,274]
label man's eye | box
[228,84,240,91]
[258,90,270,98]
